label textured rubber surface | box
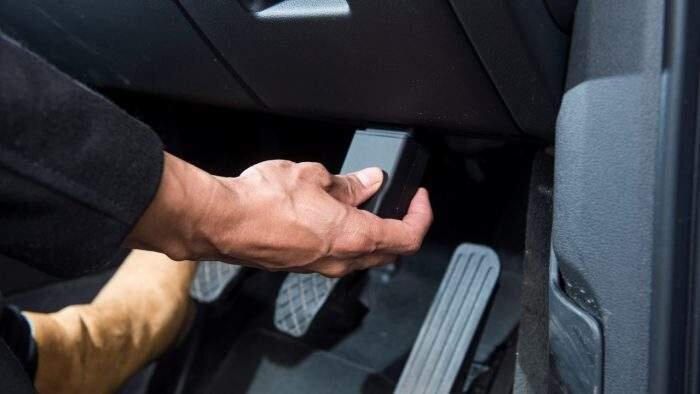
[274,273,339,337]
[190,261,242,303]
[395,243,500,394]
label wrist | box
[125,153,218,260]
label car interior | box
[0,0,696,393]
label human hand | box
[126,153,432,277]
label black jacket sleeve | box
[0,33,164,277]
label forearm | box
[0,32,164,277]
[25,250,196,394]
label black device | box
[340,129,428,219]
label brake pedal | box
[274,128,428,337]
[274,273,339,337]
[190,261,243,303]
[395,243,500,394]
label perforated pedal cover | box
[274,273,340,337]
[395,243,501,394]
[190,261,242,303]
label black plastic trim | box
[549,251,603,394]
[448,0,567,139]
[649,0,700,391]
[172,0,268,108]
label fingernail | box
[356,167,383,187]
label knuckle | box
[299,162,328,174]
[342,232,372,255]
[269,159,295,167]
[297,162,332,185]
[296,162,313,170]
[312,162,329,172]
[343,177,358,199]
[243,160,292,177]
[321,265,349,278]
[344,231,363,249]
[166,247,189,262]
[405,236,423,254]
[364,235,378,254]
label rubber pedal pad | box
[395,243,501,394]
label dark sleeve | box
[0,303,37,381]
[0,33,164,277]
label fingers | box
[372,188,433,254]
[329,188,432,258]
[398,187,433,238]
[308,253,397,278]
[327,167,384,206]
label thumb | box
[328,167,384,206]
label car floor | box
[145,139,534,394]
[179,243,451,394]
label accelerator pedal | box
[395,243,500,394]
[190,261,243,303]
[274,128,428,337]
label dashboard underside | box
[0,0,570,138]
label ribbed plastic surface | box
[274,273,339,337]
[395,243,500,394]
[189,261,242,303]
